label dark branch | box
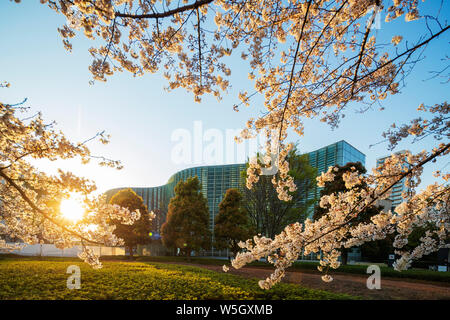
[115,0,214,19]
[351,8,377,96]
[277,0,313,140]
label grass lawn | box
[116,256,450,283]
[0,256,356,300]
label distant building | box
[306,140,366,216]
[376,199,393,213]
[376,150,410,209]
[105,140,366,255]
[106,164,246,240]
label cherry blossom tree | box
[0,91,154,268]
[9,0,450,287]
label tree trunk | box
[186,248,191,262]
[128,246,134,258]
[341,249,348,266]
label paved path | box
[164,262,450,300]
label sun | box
[60,196,85,222]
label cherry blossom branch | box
[197,7,202,87]
[308,25,449,117]
[278,0,312,139]
[350,6,377,96]
[304,142,450,248]
[115,0,214,19]
[356,25,450,83]
[0,170,104,246]
[101,17,117,69]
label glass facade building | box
[306,140,366,215]
[164,164,246,232]
[106,140,365,235]
[105,164,246,236]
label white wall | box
[0,243,125,257]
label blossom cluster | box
[25,1,446,219]
[0,98,149,267]
[232,139,449,289]
[8,1,447,281]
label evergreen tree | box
[214,188,253,258]
[161,177,211,256]
[109,188,152,257]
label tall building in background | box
[105,140,365,241]
[165,164,246,234]
[306,140,366,215]
[376,150,410,209]
[105,164,246,239]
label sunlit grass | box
[0,257,357,300]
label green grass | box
[113,255,450,283]
[0,257,356,300]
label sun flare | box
[60,197,85,222]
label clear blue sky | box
[1,1,448,193]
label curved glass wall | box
[106,140,365,236]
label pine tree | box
[109,188,152,257]
[161,177,211,256]
[214,188,253,258]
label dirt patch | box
[162,262,450,300]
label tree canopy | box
[214,188,253,256]
[0,97,143,268]
[4,1,449,287]
[242,147,317,238]
[109,188,154,256]
[313,162,383,264]
[161,176,211,256]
